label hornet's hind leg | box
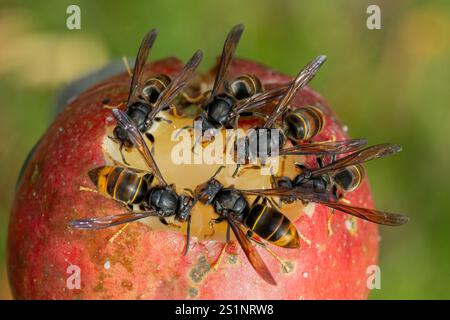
[246,230,292,273]
[107,136,130,166]
[211,222,231,272]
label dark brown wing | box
[147,50,203,122]
[241,188,329,203]
[264,55,327,128]
[127,28,159,107]
[69,211,159,230]
[279,138,367,155]
[225,212,277,285]
[241,188,294,197]
[241,188,409,226]
[112,108,167,186]
[311,143,402,176]
[317,201,409,226]
[233,83,290,114]
[210,24,245,97]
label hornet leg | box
[181,91,206,104]
[107,136,130,166]
[108,223,130,244]
[183,214,192,256]
[211,223,231,272]
[205,217,224,239]
[159,217,181,229]
[247,230,291,273]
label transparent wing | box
[69,211,159,230]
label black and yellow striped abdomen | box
[333,164,365,192]
[282,106,324,141]
[88,166,148,205]
[229,74,263,100]
[142,74,171,104]
[244,204,299,248]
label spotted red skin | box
[8,58,378,299]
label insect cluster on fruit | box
[67,24,409,286]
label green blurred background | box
[1,0,449,299]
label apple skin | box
[8,57,378,299]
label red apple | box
[8,57,378,299]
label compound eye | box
[229,75,263,100]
